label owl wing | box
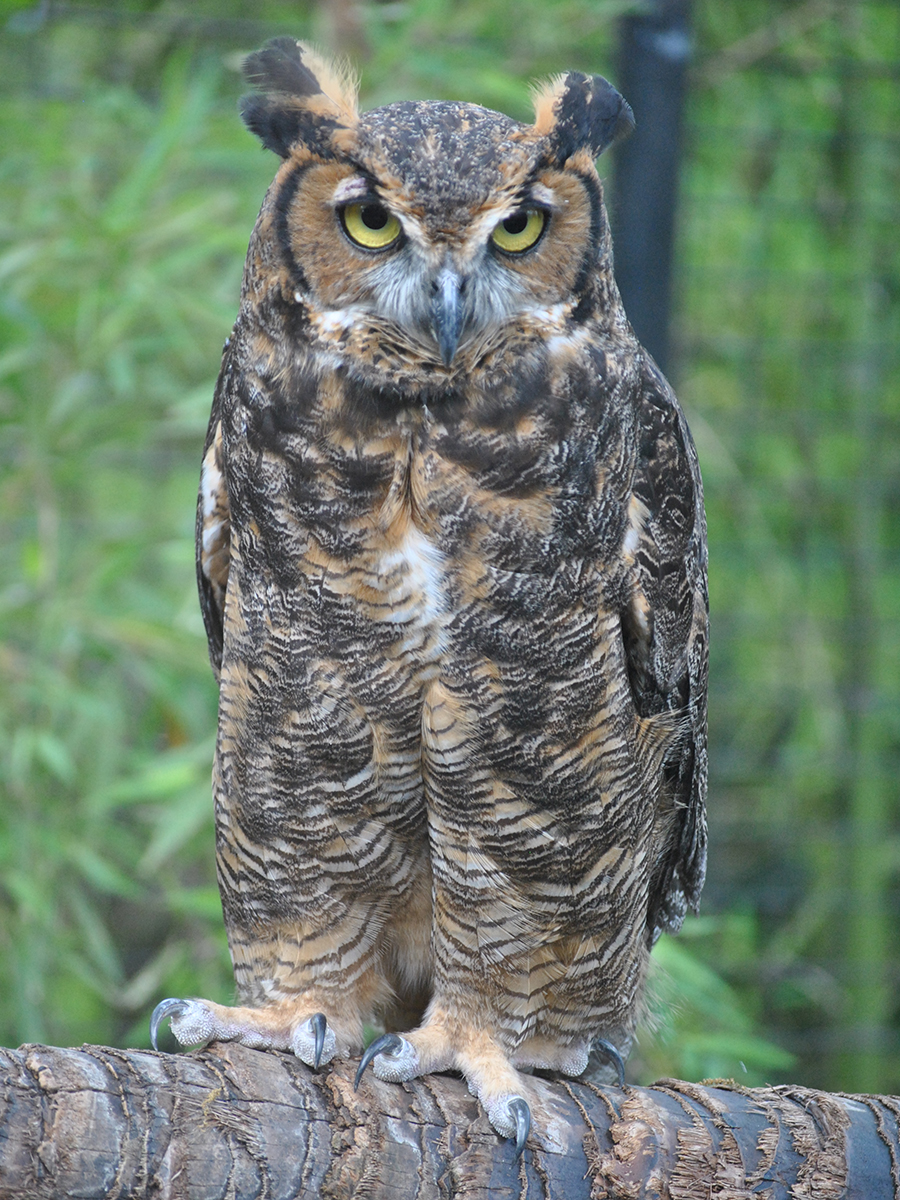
[623,355,709,943]
[195,344,235,678]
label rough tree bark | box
[1,1042,899,1199]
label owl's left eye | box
[340,202,402,250]
[491,209,546,254]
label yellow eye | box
[341,202,401,250]
[491,208,546,254]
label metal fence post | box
[612,0,692,376]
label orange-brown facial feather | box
[529,74,572,138]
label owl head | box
[239,39,633,376]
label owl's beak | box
[431,268,465,366]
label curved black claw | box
[509,1097,531,1160]
[311,1012,328,1069]
[594,1037,626,1087]
[354,1033,403,1091]
[150,998,188,1051]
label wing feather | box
[195,346,235,678]
[623,356,709,942]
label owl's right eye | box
[340,202,402,250]
[491,208,546,254]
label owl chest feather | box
[229,339,648,688]
[371,523,447,643]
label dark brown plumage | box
[152,39,708,1150]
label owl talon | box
[354,1032,420,1088]
[311,1012,327,1068]
[291,1012,336,1068]
[354,1032,401,1089]
[509,1096,531,1159]
[482,1092,532,1152]
[150,997,214,1051]
[593,1037,626,1086]
[150,998,187,1050]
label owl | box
[151,38,708,1155]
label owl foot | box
[354,1023,533,1155]
[149,997,337,1068]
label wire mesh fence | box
[670,2,900,1092]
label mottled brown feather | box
[177,44,708,1137]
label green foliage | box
[0,1,897,1096]
[0,43,268,1048]
[681,0,900,1094]
[639,918,795,1085]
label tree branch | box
[1,1042,898,1198]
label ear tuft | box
[243,36,325,101]
[531,72,634,164]
[239,38,358,159]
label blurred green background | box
[1,0,898,1095]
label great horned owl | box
[151,38,708,1153]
